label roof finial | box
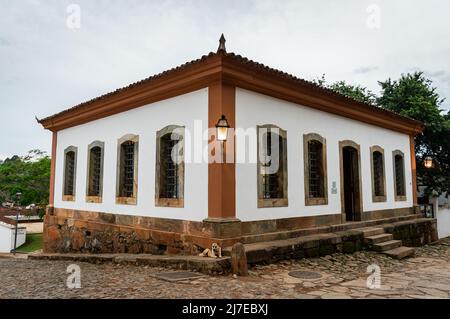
[217,34,226,53]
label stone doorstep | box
[364,233,394,245]
[360,228,385,237]
[383,247,415,260]
[373,240,403,252]
[28,253,231,275]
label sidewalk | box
[0,252,28,259]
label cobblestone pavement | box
[1,238,450,299]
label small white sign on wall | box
[331,181,338,195]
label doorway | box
[340,142,362,222]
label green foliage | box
[0,150,51,206]
[329,81,377,105]
[313,75,377,105]
[377,72,449,196]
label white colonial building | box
[38,36,425,255]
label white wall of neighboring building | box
[437,208,450,239]
[235,88,413,222]
[0,223,26,253]
[54,89,209,222]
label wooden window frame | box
[86,141,105,204]
[392,150,407,202]
[155,125,185,208]
[303,133,328,206]
[257,124,288,208]
[62,146,77,202]
[116,134,139,205]
[370,145,387,203]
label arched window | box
[86,141,104,203]
[155,125,185,207]
[304,133,328,205]
[370,146,386,202]
[116,135,139,205]
[393,150,406,201]
[257,125,288,208]
[63,146,77,201]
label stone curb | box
[28,253,231,275]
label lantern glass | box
[217,126,228,141]
[424,156,433,169]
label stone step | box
[364,233,394,245]
[222,233,342,264]
[383,246,415,259]
[373,240,402,252]
[240,215,419,245]
[360,227,385,237]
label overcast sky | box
[1,0,449,160]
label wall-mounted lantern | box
[215,115,230,163]
[424,156,433,169]
[215,115,230,142]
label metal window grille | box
[373,151,384,196]
[308,141,323,198]
[121,141,135,198]
[89,147,102,196]
[161,134,179,199]
[262,131,282,199]
[395,155,405,196]
[65,151,75,196]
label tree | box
[313,75,377,105]
[377,72,449,197]
[0,150,51,206]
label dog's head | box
[212,243,220,251]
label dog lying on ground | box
[199,243,222,258]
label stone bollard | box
[231,242,248,276]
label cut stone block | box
[373,240,402,252]
[364,233,393,245]
[383,246,415,259]
[360,227,385,237]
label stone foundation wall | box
[44,206,423,255]
[362,207,415,221]
[44,208,237,255]
[383,218,439,246]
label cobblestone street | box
[1,238,450,299]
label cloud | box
[354,66,379,74]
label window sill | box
[155,198,184,208]
[395,195,407,202]
[258,198,288,208]
[305,197,328,206]
[86,196,102,204]
[62,195,75,202]
[116,197,137,205]
[372,195,387,203]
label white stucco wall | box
[0,223,26,253]
[437,208,450,239]
[54,89,209,222]
[235,88,413,222]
